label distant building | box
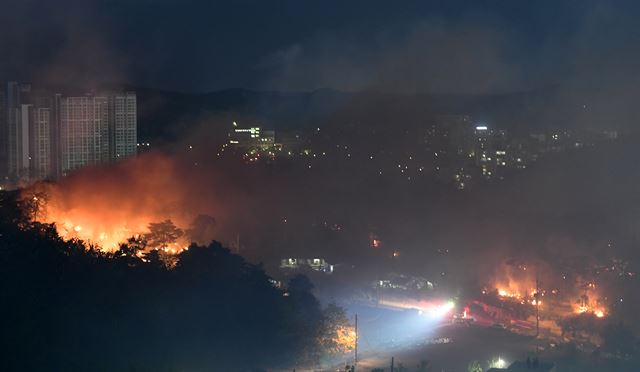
[276,130,305,153]
[280,258,334,274]
[24,102,53,180]
[0,89,5,183]
[59,95,110,174]
[229,122,275,150]
[4,82,32,180]
[374,273,434,291]
[472,125,510,179]
[427,114,475,158]
[0,83,56,182]
[0,82,137,184]
[58,92,137,176]
[109,92,137,160]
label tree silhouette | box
[144,219,183,249]
[321,303,353,354]
[288,274,315,293]
[114,236,147,262]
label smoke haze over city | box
[2,1,640,371]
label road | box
[337,304,536,372]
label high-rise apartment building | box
[1,82,137,185]
[30,104,53,180]
[109,92,137,160]
[58,95,110,174]
[5,82,32,180]
[0,90,6,182]
[58,92,137,175]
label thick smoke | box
[7,0,640,332]
[262,18,523,94]
[27,151,235,250]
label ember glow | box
[484,259,610,329]
[332,326,357,354]
[573,289,608,319]
[491,264,541,306]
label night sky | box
[2,0,640,93]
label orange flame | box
[23,153,218,252]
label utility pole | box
[535,268,541,356]
[354,313,358,370]
[535,270,540,338]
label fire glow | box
[495,287,543,306]
[23,153,218,253]
[486,260,608,321]
[489,282,607,320]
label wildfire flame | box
[574,303,606,318]
[488,261,608,320]
[22,153,218,253]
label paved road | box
[338,304,536,372]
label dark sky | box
[1,0,640,93]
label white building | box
[229,122,275,149]
[59,95,110,174]
[280,258,334,274]
[3,86,53,181]
[2,83,137,183]
[58,92,137,175]
[30,105,52,180]
[110,92,137,160]
[5,82,31,180]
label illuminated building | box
[473,125,510,178]
[374,273,434,291]
[228,122,275,149]
[474,125,494,177]
[280,258,334,274]
[261,130,275,147]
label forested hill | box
[0,190,348,372]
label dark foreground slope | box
[0,191,336,372]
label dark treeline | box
[0,190,342,371]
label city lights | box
[1,2,638,372]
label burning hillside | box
[21,153,222,252]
